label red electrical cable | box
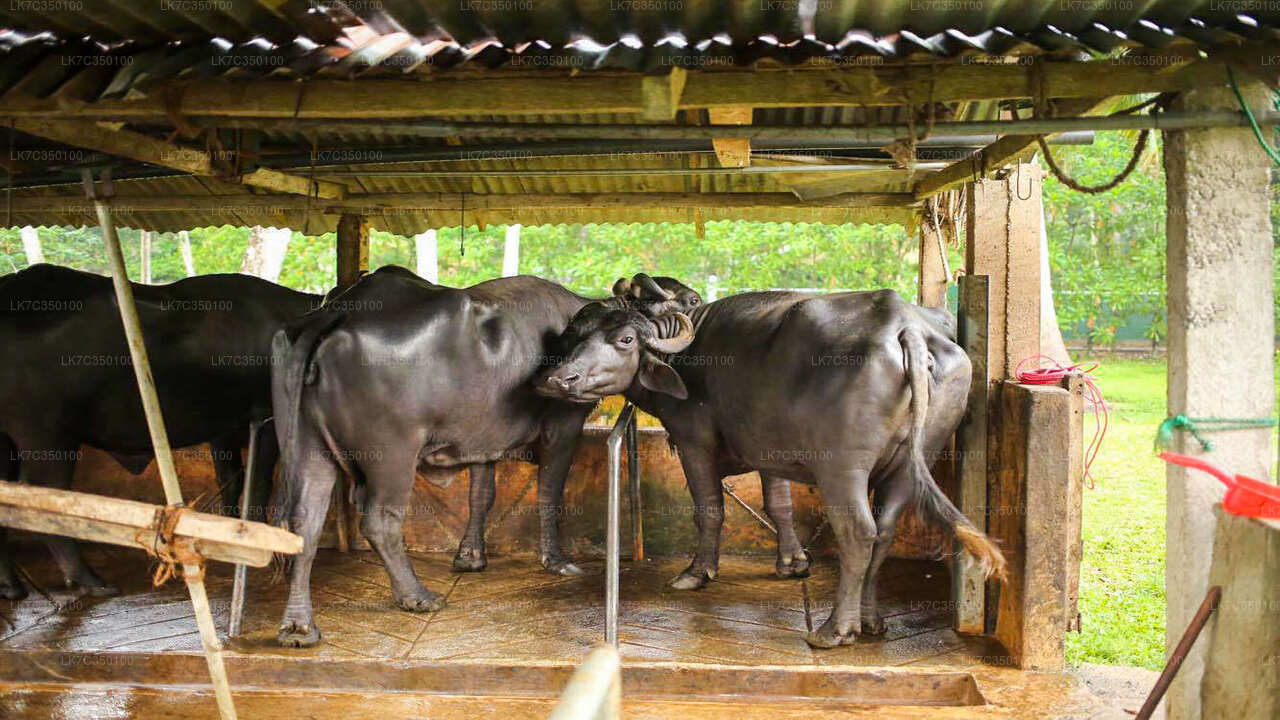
[1015,355,1108,489]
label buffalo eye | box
[619,335,634,346]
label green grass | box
[1065,354,1280,670]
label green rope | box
[1155,414,1277,452]
[1226,66,1280,167]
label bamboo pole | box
[90,176,238,720]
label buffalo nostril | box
[555,373,581,389]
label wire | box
[1226,66,1280,167]
[1015,355,1108,489]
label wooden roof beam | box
[708,106,752,169]
[0,59,1237,119]
[11,119,347,200]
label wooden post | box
[1162,84,1275,720]
[964,166,1041,378]
[415,229,438,283]
[93,195,238,719]
[178,230,196,277]
[953,275,989,634]
[139,230,152,284]
[19,226,43,265]
[990,381,1077,670]
[331,213,368,551]
[502,224,521,277]
[918,220,948,308]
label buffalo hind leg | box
[454,463,496,572]
[0,433,25,599]
[860,473,913,636]
[805,468,876,649]
[760,473,809,579]
[23,444,118,596]
[360,453,445,613]
[670,451,724,590]
[278,440,339,648]
[209,432,246,517]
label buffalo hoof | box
[775,551,811,579]
[0,580,27,601]
[452,547,488,573]
[669,568,714,591]
[541,556,584,576]
[803,622,857,649]
[396,588,447,613]
[277,621,322,648]
[861,614,887,637]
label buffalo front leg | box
[536,414,588,576]
[278,445,339,648]
[805,468,876,649]
[670,451,724,590]
[454,463,496,572]
[860,475,912,636]
[761,473,810,579]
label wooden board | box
[953,275,990,635]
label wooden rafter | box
[12,119,347,200]
[0,59,1237,120]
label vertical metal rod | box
[94,198,237,720]
[229,418,266,637]
[605,404,635,647]
[625,416,643,562]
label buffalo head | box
[538,302,696,404]
[611,273,702,318]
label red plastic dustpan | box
[1159,452,1280,520]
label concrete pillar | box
[414,229,438,283]
[1162,84,1276,720]
[19,226,43,265]
[139,230,152,284]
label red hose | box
[1015,355,1109,489]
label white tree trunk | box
[20,226,43,266]
[178,231,196,277]
[139,230,152,284]
[240,226,291,282]
[414,229,438,283]
[502,224,521,277]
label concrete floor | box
[0,546,1124,718]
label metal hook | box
[1014,162,1034,201]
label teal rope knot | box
[1155,414,1277,452]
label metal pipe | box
[313,162,949,178]
[605,404,635,647]
[626,417,642,562]
[90,172,237,720]
[1135,585,1222,720]
[229,417,269,638]
[196,113,1277,140]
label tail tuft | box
[954,523,1008,583]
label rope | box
[1154,414,1276,453]
[1226,66,1280,166]
[1015,355,1108,488]
[134,504,205,587]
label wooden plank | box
[0,480,302,555]
[7,191,919,214]
[641,68,687,121]
[0,506,272,567]
[1062,375,1085,633]
[709,106,752,169]
[953,275,989,635]
[914,98,1110,200]
[11,119,346,199]
[0,59,1235,119]
[991,381,1074,670]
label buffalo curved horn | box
[644,312,695,354]
[631,272,674,300]
[611,277,633,297]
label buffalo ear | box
[637,353,688,399]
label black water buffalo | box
[537,288,1007,648]
[270,267,696,647]
[0,264,319,599]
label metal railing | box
[548,645,621,720]
[604,402,637,646]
